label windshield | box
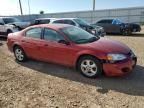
[74,19,89,26]
[62,26,99,44]
[3,18,20,24]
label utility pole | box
[92,0,95,23]
[28,0,31,15]
[93,0,95,11]
[19,0,23,15]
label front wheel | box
[122,29,131,36]
[14,46,27,62]
[77,56,102,78]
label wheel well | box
[7,29,12,33]
[75,54,101,69]
[13,44,20,52]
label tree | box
[40,11,44,14]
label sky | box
[0,0,143,15]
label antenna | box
[93,0,95,11]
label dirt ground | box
[0,29,144,108]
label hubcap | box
[81,60,97,77]
[15,48,24,61]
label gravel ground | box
[0,30,144,108]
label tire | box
[122,29,131,36]
[14,46,27,62]
[77,56,102,78]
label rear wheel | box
[77,56,102,78]
[14,46,27,62]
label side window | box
[64,20,76,26]
[0,18,4,25]
[107,20,113,24]
[97,20,106,23]
[34,20,40,25]
[43,28,65,42]
[39,20,50,24]
[53,20,63,24]
[97,20,102,23]
[25,28,42,39]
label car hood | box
[81,37,130,54]
[79,24,94,29]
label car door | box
[40,28,76,66]
[97,20,110,33]
[21,27,43,59]
[108,19,121,33]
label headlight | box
[107,54,127,61]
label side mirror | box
[0,23,4,25]
[58,40,70,45]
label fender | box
[73,49,107,66]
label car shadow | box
[107,33,144,37]
[0,42,3,46]
[17,60,144,96]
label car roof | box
[55,18,77,20]
[29,24,72,30]
[0,17,14,19]
[35,18,57,20]
[98,18,122,21]
[99,19,114,21]
[0,17,15,18]
[35,18,78,21]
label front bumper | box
[12,28,19,32]
[103,57,137,76]
[91,29,106,37]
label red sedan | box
[7,24,137,78]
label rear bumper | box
[103,57,137,77]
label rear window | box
[53,20,64,24]
[25,28,42,39]
[35,19,50,24]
